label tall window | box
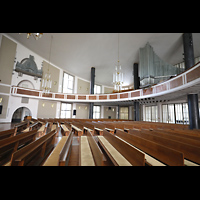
[93,106,101,119]
[152,106,158,122]
[183,103,189,124]
[60,103,72,118]
[168,104,175,123]
[120,107,129,120]
[63,72,74,93]
[162,105,168,123]
[145,106,158,122]
[94,84,101,94]
[175,103,183,124]
[145,106,152,122]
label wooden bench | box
[86,130,104,166]
[100,122,115,134]
[9,130,57,166]
[0,130,38,165]
[116,129,184,166]
[14,121,28,135]
[0,128,15,141]
[37,123,48,138]
[138,129,200,165]
[91,122,105,135]
[71,122,83,136]
[51,123,59,137]
[43,130,74,166]
[81,122,95,135]
[97,130,145,166]
[60,124,70,136]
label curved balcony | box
[11,61,200,104]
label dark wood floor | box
[68,137,79,166]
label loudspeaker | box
[0,105,2,114]
[73,109,76,115]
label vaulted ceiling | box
[7,33,200,87]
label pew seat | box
[98,136,131,166]
[80,136,95,166]
[43,136,68,166]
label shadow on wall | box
[12,107,32,123]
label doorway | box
[11,107,32,123]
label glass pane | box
[175,103,183,124]
[152,106,158,122]
[67,88,73,94]
[61,103,67,110]
[68,80,73,89]
[96,113,100,119]
[66,110,71,118]
[162,105,168,123]
[168,104,175,124]
[124,113,128,120]
[183,103,189,124]
[66,104,71,110]
[68,75,74,81]
[97,85,101,94]
[145,107,151,122]
[61,111,65,118]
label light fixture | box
[113,33,123,92]
[20,33,43,40]
[42,35,53,93]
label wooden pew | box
[21,121,42,133]
[86,130,104,166]
[81,122,95,135]
[0,130,38,165]
[14,121,28,135]
[147,129,200,147]
[137,129,200,165]
[71,122,83,136]
[43,130,74,166]
[155,129,200,141]
[37,122,48,138]
[97,130,145,166]
[116,129,184,166]
[0,128,15,140]
[79,136,95,166]
[60,124,70,136]
[99,122,115,134]
[10,130,57,166]
[92,122,105,135]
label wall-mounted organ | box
[139,43,184,88]
[15,55,43,78]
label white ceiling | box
[7,33,200,87]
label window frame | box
[62,72,74,94]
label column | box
[133,63,140,90]
[134,102,140,121]
[183,33,195,70]
[89,67,95,119]
[188,94,200,129]
[133,63,140,121]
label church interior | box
[0,33,200,166]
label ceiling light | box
[19,33,43,40]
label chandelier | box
[19,33,43,40]
[27,33,43,40]
[42,35,53,93]
[113,33,124,92]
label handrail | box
[10,61,200,103]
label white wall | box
[0,34,64,122]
